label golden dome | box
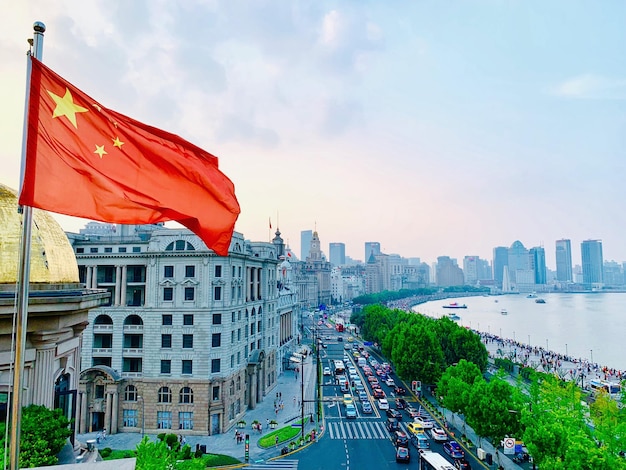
[0,183,79,284]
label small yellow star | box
[94,145,108,158]
[47,87,88,128]
[112,136,124,148]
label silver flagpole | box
[10,21,45,470]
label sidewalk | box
[69,350,319,465]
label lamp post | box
[138,395,145,437]
[590,349,593,364]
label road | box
[297,317,482,470]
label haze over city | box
[2,2,625,268]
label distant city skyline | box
[3,3,625,273]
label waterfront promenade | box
[66,346,320,466]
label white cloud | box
[553,73,626,99]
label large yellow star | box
[112,136,124,148]
[94,145,108,158]
[47,87,88,128]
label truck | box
[336,323,344,333]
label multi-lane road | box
[296,318,482,470]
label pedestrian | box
[259,422,263,433]
[102,428,107,440]
[275,435,279,448]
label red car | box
[373,388,386,399]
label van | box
[393,431,410,448]
[358,357,367,368]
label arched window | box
[165,240,195,251]
[124,314,144,326]
[158,386,172,403]
[179,387,194,404]
[229,380,234,396]
[124,385,138,401]
[236,376,241,391]
[94,314,113,325]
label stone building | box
[70,224,298,436]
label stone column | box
[86,266,93,287]
[120,265,128,306]
[111,392,119,434]
[104,392,111,434]
[115,266,122,306]
[80,392,88,434]
[91,266,98,288]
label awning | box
[289,356,301,363]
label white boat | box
[448,313,461,321]
[500,309,508,315]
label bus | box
[589,379,622,396]
[333,360,346,376]
[418,450,456,470]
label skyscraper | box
[301,230,312,261]
[555,239,573,282]
[329,242,346,266]
[364,242,380,262]
[529,246,547,285]
[492,246,509,287]
[581,239,603,285]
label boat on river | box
[443,302,467,309]
[535,298,546,304]
[448,313,461,320]
[500,309,508,315]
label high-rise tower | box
[300,230,312,261]
[329,243,346,266]
[364,242,380,262]
[581,239,603,286]
[555,239,573,282]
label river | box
[412,292,626,372]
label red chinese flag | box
[19,57,240,256]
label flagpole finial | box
[33,21,46,33]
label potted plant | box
[237,420,246,428]
[252,419,260,429]
[269,420,278,429]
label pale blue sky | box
[2,1,625,268]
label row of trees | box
[352,304,488,384]
[438,361,626,469]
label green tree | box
[437,359,484,416]
[135,436,205,470]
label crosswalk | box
[247,459,299,469]
[326,419,419,440]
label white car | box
[414,415,435,429]
[385,378,396,387]
[378,398,390,410]
[323,367,331,376]
[430,427,448,442]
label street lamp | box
[138,395,145,437]
[590,349,593,364]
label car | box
[385,378,396,387]
[323,367,331,376]
[348,336,354,342]
[412,432,430,450]
[394,386,407,395]
[368,375,379,383]
[406,406,420,418]
[345,403,357,419]
[414,415,435,429]
[358,390,368,402]
[430,427,448,442]
[386,417,399,432]
[443,441,465,459]
[362,401,373,414]
[393,430,410,448]
[395,446,410,463]
[343,394,353,406]
[337,336,343,342]
[378,398,389,410]
[344,344,351,350]
[386,408,402,420]
[395,398,407,409]
[406,422,425,437]
[324,335,332,341]
[454,458,472,470]
[373,388,386,399]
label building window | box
[132,246,141,253]
[212,313,222,325]
[124,385,137,401]
[162,314,172,326]
[214,286,222,301]
[76,248,84,254]
[215,265,222,277]
[95,385,105,399]
[182,360,193,375]
[158,387,172,403]
[230,354,234,368]
[93,333,112,348]
[104,247,113,253]
[162,287,173,301]
[231,331,235,343]
[237,329,241,341]
[160,360,171,374]
[122,358,142,373]
[164,266,174,278]
[179,387,194,404]
[211,359,221,373]
[183,314,194,326]
[123,409,138,427]
[90,247,98,253]
[185,265,195,278]
[92,357,112,367]
[257,320,262,332]
[182,334,193,349]
[179,412,194,430]
[184,287,195,301]
[212,333,221,348]
[250,323,255,335]
[237,352,240,365]
[212,386,220,401]
[157,411,172,429]
[232,266,236,277]
[161,334,172,348]
[123,334,143,349]
[119,247,127,253]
